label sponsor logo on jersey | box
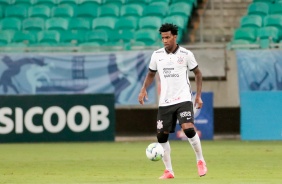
[156,51,164,53]
[165,97,180,103]
[163,68,179,78]
[180,50,188,54]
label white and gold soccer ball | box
[145,142,164,161]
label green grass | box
[0,140,282,184]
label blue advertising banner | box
[0,52,156,105]
[170,92,214,140]
[236,50,282,91]
[237,50,282,140]
[241,92,282,140]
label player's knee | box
[184,128,196,138]
[157,132,169,143]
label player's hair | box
[159,23,178,35]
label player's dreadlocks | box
[159,23,178,35]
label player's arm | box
[193,67,203,109]
[138,69,156,105]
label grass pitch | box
[0,140,281,184]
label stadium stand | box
[0,0,196,51]
[229,0,282,49]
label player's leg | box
[156,106,175,179]
[177,101,207,176]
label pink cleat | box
[159,170,174,179]
[197,160,207,177]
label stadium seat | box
[33,0,57,8]
[0,7,2,18]
[142,4,168,18]
[139,16,162,30]
[57,0,79,7]
[51,5,74,18]
[80,0,102,6]
[0,0,10,10]
[5,5,27,19]
[13,31,37,44]
[85,30,108,44]
[148,0,170,5]
[115,17,138,31]
[240,15,263,28]
[269,3,282,15]
[120,4,143,19]
[98,4,120,18]
[168,2,192,19]
[92,17,116,30]
[257,26,280,48]
[0,18,21,31]
[14,0,34,7]
[126,0,148,7]
[0,30,13,45]
[171,0,196,7]
[103,0,126,6]
[233,27,257,43]
[135,29,158,45]
[37,30,60,43]
[163,15,186,30]
[28,5,51,19]
[76,4,98,19]
[114,30,135,43]
[60,30,85,45]
[264,15,282,30]
[22,17,45,31]
[45,18,69,32]
[69,18,91,31]
[248,2,269,18]
[253,0,274,4]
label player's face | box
[161,31,177,51]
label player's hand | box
[194,97,203,109]
[138,90,148,105]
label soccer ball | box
[145,142,164,161]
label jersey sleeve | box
[148,51,157,72]
[187,50,198,71]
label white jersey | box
[149,45,198,107]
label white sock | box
[188,133,205,162]
[160,141,174,174]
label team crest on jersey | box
[157,120,163,129]
[177,56,184,64]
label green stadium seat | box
[76,4,98,19]
[0,18,21,31]
[0,30,13,45]
[253,0,274,4]
[22,17,45,31]
[103,0,126,6]
[264,15,282,30]
[139,16,162,30]
[233,27,257,43]
[92,17,116,30]
[13,31,37,44]
[57,0,79,7]
[228,39,258,50]
[37,30,60,43]
[257,26,280,48]
[120,4,143,19]
[115,30,135,43]
[127,0,148,7]
[0,0,10,10]
[135,29,158,45]
[69,18,91,31]
[115,18,138,31]
[60,30,85,45]
[85,30,108,44]
[171,0,196,7]
[248,2,269,18]
[98,4,120,18]
[163,15,186,30]
[51,5,74,18]
[33,0,57,8]
[0,7,2,18]
[14,0,34,7]
[143,4,168,18]
[148,0,170,5]
[269,3,282,15]
[169,2,192,19]
[240,15,263,28]
[5,5,27,19]
[80,0,102,6]
[28,5,51,19]
[45,18,69,32]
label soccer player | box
[138,23,207,179]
